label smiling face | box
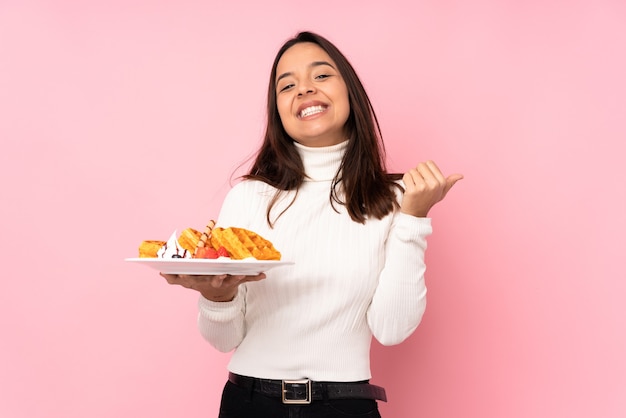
[275,42,350,147]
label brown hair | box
[245,31,402,226]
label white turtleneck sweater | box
[197,140,432,382]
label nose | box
[297,81,315,96]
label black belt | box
[228,372,387,404]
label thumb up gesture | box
[401,161,463,217]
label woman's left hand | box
[401,160,463,217]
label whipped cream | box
[157,231,192,259]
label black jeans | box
[218,380,383,418]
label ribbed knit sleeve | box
[367,213,432,345]
[197,288,246,352]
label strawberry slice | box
[195,247,219,259]
[217,246,230,258]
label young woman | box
[162,31,462,418]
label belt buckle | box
[282,379,312,404]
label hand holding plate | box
[160,272,266,302]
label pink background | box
[1,1,625,417]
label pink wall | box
[1,1,625,417]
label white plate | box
[125,258,294,275]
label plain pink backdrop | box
[1,1,625,417]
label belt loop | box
[246,378,255,403]
[238,379,255,403]
[321,383,330,405]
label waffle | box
[210,227,281,260]
[138,240,166,258]
[178,228,202,253]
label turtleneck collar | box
[293,140,349,182]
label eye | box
[278,83,294,93]
[315,74,331,80]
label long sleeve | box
[197,287,246,352]
[367,213,432,345]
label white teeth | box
[300,105,325,118]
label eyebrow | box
[276,60,337,84]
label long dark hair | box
[245,31,402,226]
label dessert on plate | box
[137,220,281,261]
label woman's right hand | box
[160,273,266,302]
